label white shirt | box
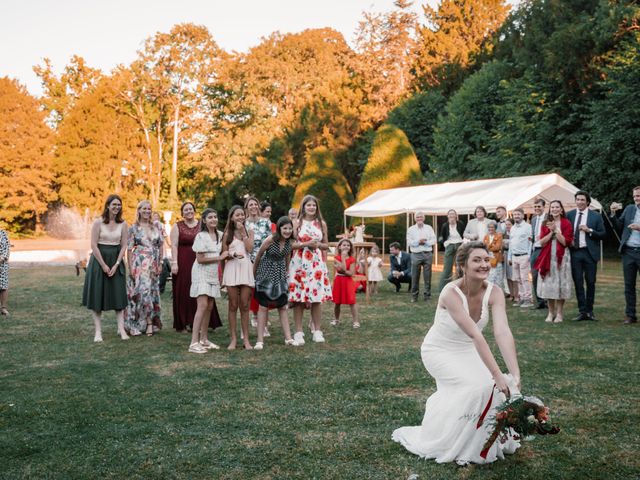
[532,214,546,248]
[508,221,532,261]
[444,223,463,247]
[573,208,589,248]
[407,223,436,253]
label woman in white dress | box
[392,241,521,465]
[188,209,228,354]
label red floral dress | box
[288,219,332,304]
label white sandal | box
[254,341,264,350]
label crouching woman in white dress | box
[392,241,521,465]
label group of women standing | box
[82,193,335,352]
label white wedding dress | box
[392,281,520,465]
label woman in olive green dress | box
[82,194,130,342]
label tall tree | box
[354,0,418,122]
[54,76,149,219]
[0,78,55,232]
[115,23,226,209]
[413,0,509,92]
[34,55,101,127]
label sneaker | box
[284,339,301,346]
[293,331,305,345]
[188,343,207,354]
[330,319,340,326]
[312,330,325,343]
[520,301,534,308]
[511,299,521,307]
[254,342,264,350]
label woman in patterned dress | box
[535,200,574,324]
[0,227,10,316]
[170,202,222,332]
[245,197,272,330]
[222,205,255,350]
[252,216,300,349]
[82,194,129,342]
[288,195,332,344]
[187,208,228,354]
[125,200,163,336]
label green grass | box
[0,264,638,479]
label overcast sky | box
[1,0,428,95]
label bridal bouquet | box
[480,395,560,459]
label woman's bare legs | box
[311,302,322,332]
[350,304,359,326]
[279,307,294,342]
[555,299,565,323]
[92,310,103,342]
[293,304,303,336]
[191,295,210,346]
[227,286,239,350]
[116,309,128,340]
[256,305,268,345]
[239,286,253,349]
[199,298,215,345]
[0,289,8,313]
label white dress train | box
[392,282,520,465]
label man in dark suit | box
[388,242,411,293]
[566,190,606,321]
[609,186,640,324]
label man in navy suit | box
[566,191,606,321]
[610,186,640,324]
[388,242,411,293]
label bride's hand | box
[494,373,511,398]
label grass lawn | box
[0,263,638,479]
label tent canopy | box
[344,174,602,218]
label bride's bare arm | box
[490,288,521,389]
[441,289,511,395]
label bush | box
[292,147,353,238]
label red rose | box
[304,250,313,261]
[312,289,318,296]
[289,283,295,292]
[324,278,329,285]
[314,270,322,280]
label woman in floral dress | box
[245,196,272,330]
[125,200,163,336]
[288,195,332,344]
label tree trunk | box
[170,101,180,204]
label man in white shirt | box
[406,211,436,303]
[507,208,533,308]
[530,199,548,309]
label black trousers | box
[622,247,640,319]
[387,272,411,291]
[570,248,598,315]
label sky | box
[1,0,426,96]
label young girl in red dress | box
[331,239,360,328]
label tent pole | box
[434,215,438,268]
[382,217,386,264]
[406,213,410,251]
[343,213,347,235]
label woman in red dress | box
[170,202,222,332]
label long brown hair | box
[223,205,247,246]
[298,194,324,225]
[101,194,124,224]
[200,208,219,243]
[548,200,566,219]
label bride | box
[392,241,521,465]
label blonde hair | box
[135,200,152,225]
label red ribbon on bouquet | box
[477,384,496,459]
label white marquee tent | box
[344,173,603,261]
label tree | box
[413,0,510,92]
[0,78,55,232]
[292,147,353,237]
[357,123,422,202]
[54,76,149,220]
[386,90,447,172]
[577,34,640,206]
[115,23,226,209]
[354,0,418,122]
[34,55,101,127]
